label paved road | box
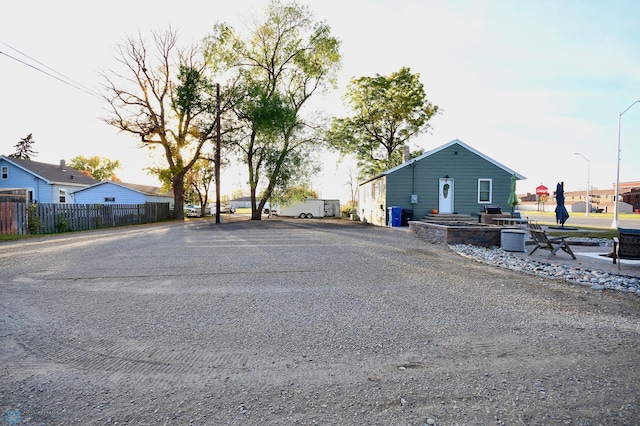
[1,218,639,424]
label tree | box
[205,0,341,220]
[184,158,215,212]
[9,133,38,159]
[271,183,318,208]
[69,155,121,181]
[102,28,218,220]
[327,67,439,179]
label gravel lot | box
[1,217,639,425]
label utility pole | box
[574,152,590,217]
[215,83,221,224]
[612,100,640,228]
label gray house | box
[358,139,526,226]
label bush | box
[55,213,69,232]
[27,204,43,234]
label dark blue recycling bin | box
[388,206,402,227]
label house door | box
[439,178,454,214]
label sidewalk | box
[510,220,640,279]
[395,221,640,279]
[511,240,640,279]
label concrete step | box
[421,213,477,224]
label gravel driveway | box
[1,218,639,425]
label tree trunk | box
[250,185,261,220]
[172,177,185,220]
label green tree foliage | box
[9,133,38,160]
[69,155,121,181]
[271,183,318,207]
[102,28,218,220]
[205,0,341,220]
[327,67,439,179]
[184,158,215,212]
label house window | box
[478,179,492,203]
[59,189,66,203]
[1,166,7,180]
[104,197,115,202]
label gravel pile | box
[450,240,640,295]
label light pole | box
[574,152,590,217]
[612,100,640,228]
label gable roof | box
[72,181,172,197]
[230,196,253,202]
[0,155,98,186]
[360,139,526,185]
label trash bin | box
[388,206,402,227]
[501,229,526,252]
[401,209,413,226]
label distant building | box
[518,182,639,214]
[622,188,640,212]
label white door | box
[438,178,454,214]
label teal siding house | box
[0,156,98,203]
[358,139,526,226]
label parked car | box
[185,204,198,217]
[210,204,236,214]
[184,204,211,217]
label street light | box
[574,152,590,217]
[612,100,640,228]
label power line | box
[0,41,103,100]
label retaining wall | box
[408,221,502,247]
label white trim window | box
[478,178,492,203]
[1,166,7,180]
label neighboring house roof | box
[0,155,98,186]
[72,181,172,197]
[359,139,527,185]
[230,196,253,202]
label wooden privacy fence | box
[0,202,171,235]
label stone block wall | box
[409,221,501,247]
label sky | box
[1,0,639,203]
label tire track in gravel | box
[16,335,249,376]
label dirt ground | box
[1,217,639,425]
